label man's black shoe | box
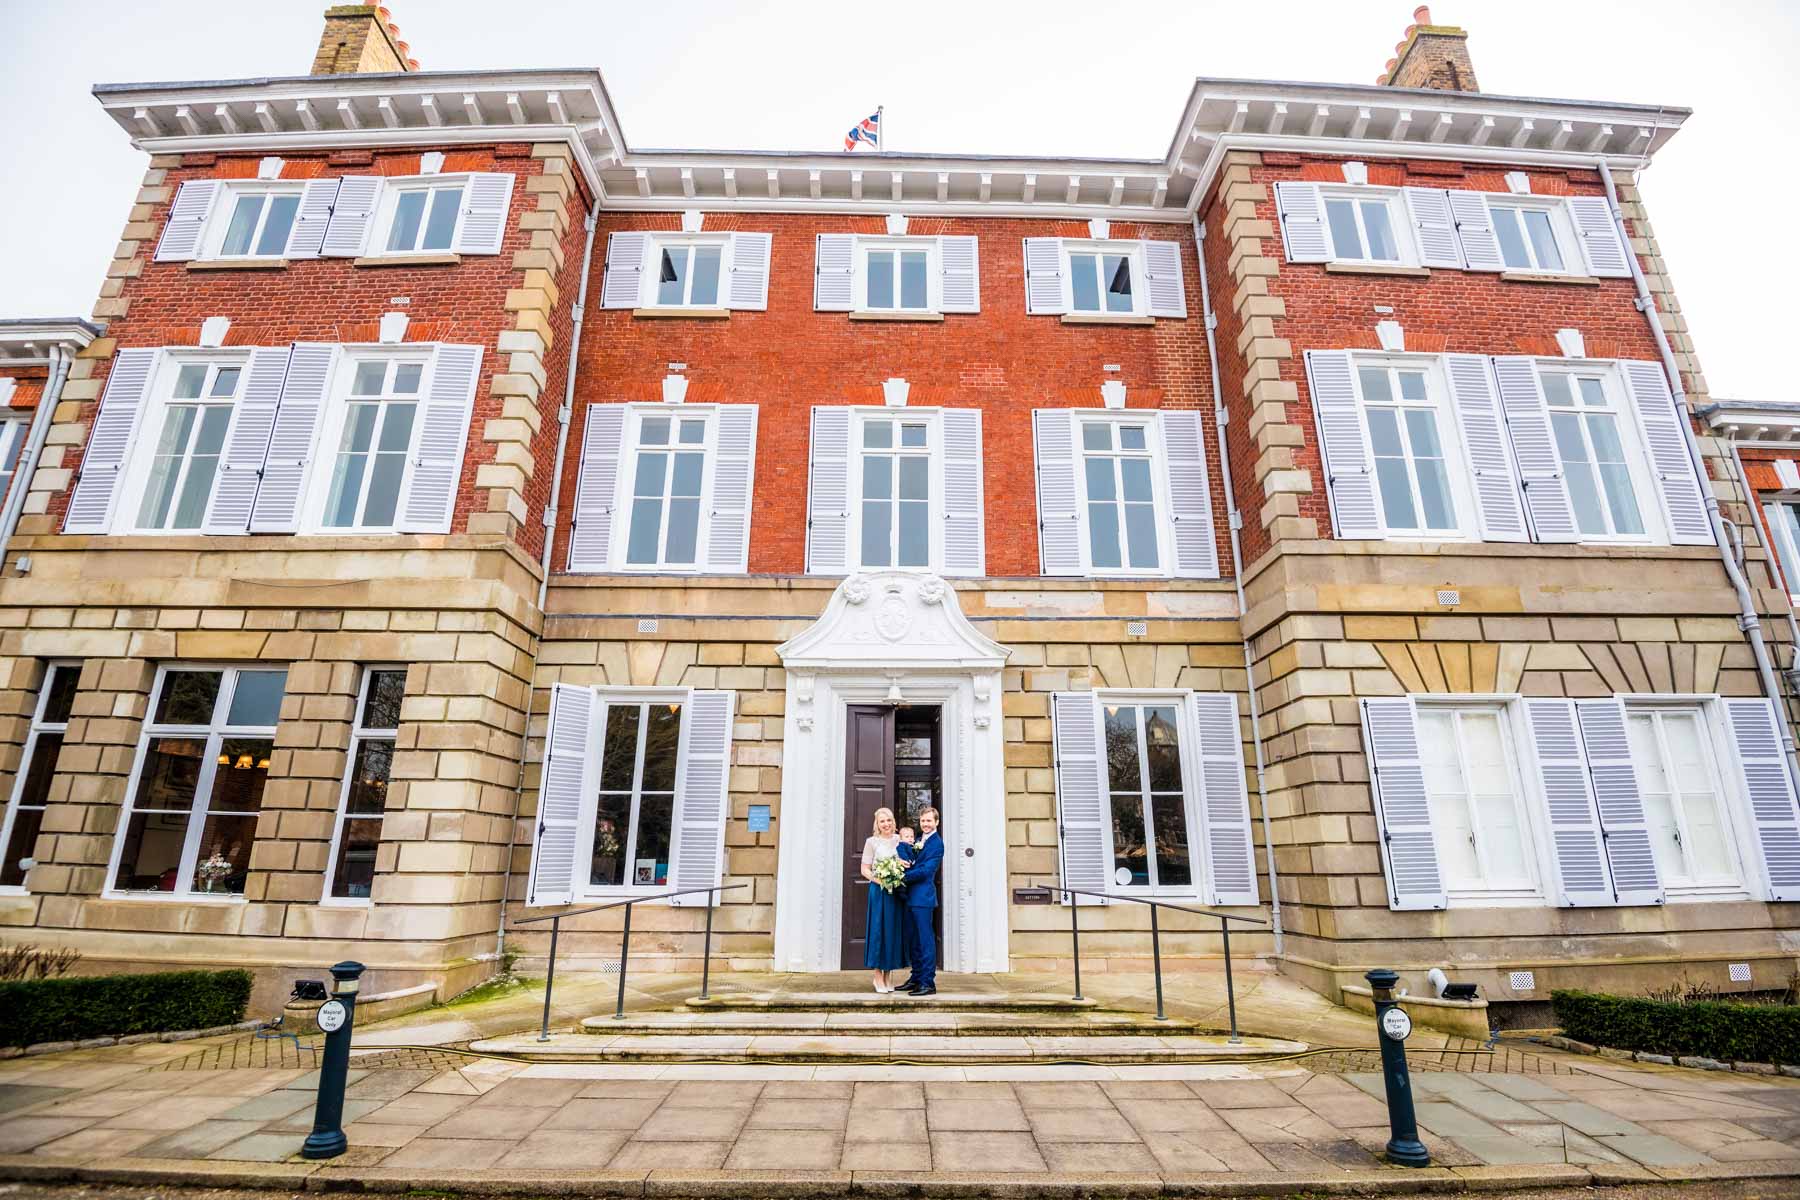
[910,986,937,996]
[896,981,922,994]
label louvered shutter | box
[814,234,856,311]
[527,683,594,906]
[1143,239,1187,318]
[601,232,649,308]
[705,405,757,573]
[1360,698,1446,911]
[1052,692,1109,906]
[1159,411,1219,578]
[1620,360,1713,546]
[320,177,381,257]
[1723,698,1800,901]
[1448,191,1505,271]
[285,178,341,259]
[1023,238,1067,314]
[1402,187,1465,269]
[1033,409,1083,575]
[1304,350,1381,539]
[454,173,515,255]
[398,344,481,533]
[153,181,221,262]
[249,343,337,532]
[1274,182,1329,263]
[568,404,625,570]
[726,232,772,310]
[202,346,291,534]
[668,689,735,907]
[939,236,980,313]
[1575,698,1664,905]
[806,406,852,573]
[940,408,984,576]
[1492,356,1578,543]
[1520,699,1615,906]
[1567,196,1632,277]
[64,349,159,533]
[1444,354,1528,541]
[1192,693,1258,907]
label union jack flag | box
[844,111,881,151]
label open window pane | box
[387,191,426,252]
[1070,253,1100,311]
[422,187,461,251]
[690,246,722,305]
[1494,208,1530,269]
[1103,254,1133,312]
[1360,201,1398,261]
[1326,199,1362,258]
[1523,209,1563,271]
[657,248,688,306]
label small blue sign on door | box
[747,804,771,833]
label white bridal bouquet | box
[871,855,908,894]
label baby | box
[897,826,917,861]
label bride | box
[860,807,909,992]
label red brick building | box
[0,5,1793,1018]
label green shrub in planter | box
[1552,989,1800,1066]
[0,968,254,1048]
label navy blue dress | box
[863,838,908,970]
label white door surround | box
[774,571,1011,973]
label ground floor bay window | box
[109,666,287,898]
[1361,693,1800,910]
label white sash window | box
[216,187,304,259]
[323,667,405,902]
[1100,700,1194,890]
[317,357,428,532]
[1538,366,1651,541]
[1363,693,1800,910]
[0,662,81,893]
[127,357,244,532]
[380,181,465,254]
[1764,499,1800,598]
[0,415,29,509]
[1358,360,1463,537]
[624,411,710,569]
[107,666,288,900]
[858,413,932,569]
[1323,192,1404,264]
[1489,200,1573,274]
[1081,416,1165,573]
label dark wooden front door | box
[841,705,894,969]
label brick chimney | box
[310,4,420,75]
[1377,6,1478,92]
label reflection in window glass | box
[1082,422,1159,571]
[327,668,405,900]
[0,664,82,889]
[860,418,930,569]
[112,667,286,897]
[1102,703,1190,888]
[591,701,682,888]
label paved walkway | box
[3,1039,1799,1187]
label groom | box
[897,806,943,996]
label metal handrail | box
[1050,885,1267,1039]
[514,882,748,1040]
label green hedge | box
[1552,989,1800,1066]
[0,968,253,1048]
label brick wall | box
[552,214,1228,579]
[29,145,591,560]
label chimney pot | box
[1404,24,1416,37]
[407,58,421,69]
[377,5,392,18]
[1385,57,1398,70]
[1414,4,1432,22]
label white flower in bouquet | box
[872,855,908,894]
[195,851,234,893]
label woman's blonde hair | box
[872,807,897,836]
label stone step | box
[469,1031,1306,1064]
[684,990,1097,1013]
[578,1010,1203,1037]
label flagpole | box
[877,105,883,152]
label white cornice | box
[91,69,1690,219]
[1702,401,1800,446]
[0,319,102,367]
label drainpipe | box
[1192,216,1283,956]
[1598,161,1800,793]
[496,206,600,966]
[0,346,71,568]
[1723,437,1800,679]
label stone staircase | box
[470,981,1304,1064]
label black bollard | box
[1365,968,1429,1168]
[301,960,365,1160]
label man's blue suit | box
[900,832,944,991]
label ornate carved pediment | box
[777,572,1009,671]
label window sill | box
[186,258,289,272]
[100,891,247,905]
[633,307,730,320]
[353,253,463,268]
[849,311,944,323]
[1500,271,1601,286]
[318,896,373,907]
[1060,313,1155,326]
[1325,262,1431,278]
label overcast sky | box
[3,0,1793,398]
